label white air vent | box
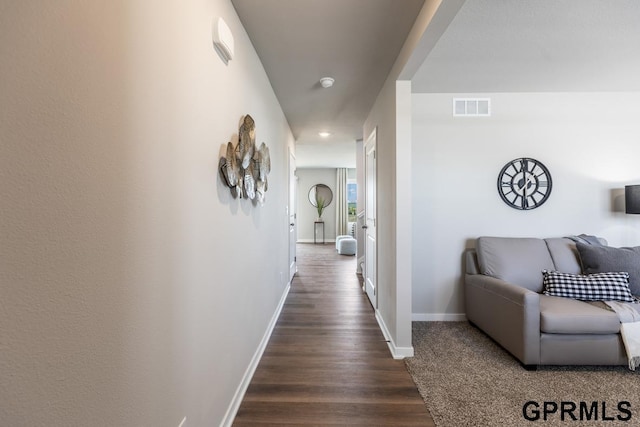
[453,98,491,117]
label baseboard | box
[297,239,336,244]
[375,310,414,359]
[220,282,291,427]
[412,313,467,321]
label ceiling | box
[233,0,640,168]
[232,0,425,168]
[412,0,640,93]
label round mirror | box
[308,184,333,208]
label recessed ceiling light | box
[319,77,335,88]
[318,131,331,138]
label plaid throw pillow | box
[542,270,634,302]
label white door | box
[288,150,297,281]
[364,128,377,308]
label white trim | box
[394,81,413,352]
[296,239,336,243]
[412,313,467,322]
[375,310,414,359]
[221,282,291,427]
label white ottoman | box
[337,237,356,256]
[335,235,352,251]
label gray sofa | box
[464,236,627,368]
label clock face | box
[497,158,552,210]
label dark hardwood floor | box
[233,243,435,426]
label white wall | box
[296,168,336,242]
[0,1,293,426]
[364,80,401,349]
[362,0,447,357]
[411,92,640,319]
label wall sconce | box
[625,185,640,214]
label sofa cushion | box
[540,295,620,334]
[476,237,555,292]
[542,270,634,303]
[544,238,582,274]
[577,243,640,296]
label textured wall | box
[0,1,293,425]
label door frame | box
[288,149,297,281]
[364,128,377,309]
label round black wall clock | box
[497,157,552,210]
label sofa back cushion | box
[576,243,640,296]
[476,237,555,292]
[544,238,582,274]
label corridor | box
[234,243,434,425]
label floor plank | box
[233,243,434,426]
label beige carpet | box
[406,322,640,427]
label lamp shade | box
[625,185,640,214]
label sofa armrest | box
[465,274,541,365]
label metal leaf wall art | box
[219,114,271,204]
